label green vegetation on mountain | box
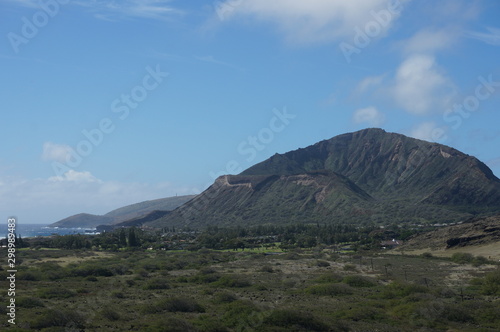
[146,129,500,229]
[50,195,196,228]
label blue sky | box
[1,0,499,224]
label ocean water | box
[1,223,97,240]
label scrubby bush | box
[379,281,428,299]
[259,265,274,273]
[316,260,330,267]
[480,269,500,295]
[17,270,42,281]
[214,275,251,288]
[343,275,377,287]
[101,307,121,321]
[264,309,330,331]
[143,278,170,290]
[72,264,114,277]
[17,296,45,308]
[143,297,205,314]
[315,273,343,283]
[305,283,353,296]
[30,309,85,329]
[451,252,474,264]
[213,291,237,304]
[37,287,76,299]
[220,300,260,328]
[149,317,198,332]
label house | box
[380,239,403,249]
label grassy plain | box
[1,247,500,331]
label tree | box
[119,229,127,247]
[128,228,139,247]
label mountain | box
[398,214,500,252]
[132,128,500,229]
[49,195,196,228]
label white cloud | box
[410,122,444,142]
[72,0,180,21]
[467,27,500,46]
[352,106,385,126]
[0,171,199,224]
[48,170,101,183]
[219,0,408,44]
[402,28,458,54]
[42,142,73,163]
[355,75,385,94]
[390,54,456,115]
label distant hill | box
[49,195,196,228]
[398,214,500,251]
[142,128,500,229]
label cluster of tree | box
[16,221,420,251]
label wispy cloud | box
[42,142,73,163]
[72,0,181,21]
[352,106,385,127]
[467,27,500,46]
[401,28,459,55]
[194,55,244,71]
[217,0,408,45]
[410,121,443,142]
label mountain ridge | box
[143,128,500,229]
[50,195,196,228]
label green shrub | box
[194,315,230,332]
[221,300,260,327]
[380,281,428,299]
[31,309,85,329]
[17,297,45,308]
[190,272,221,284]
[259,265,274,273]
[451,252,474,264]
[305,283,353,296]
[101,307,121,321]
[148,317,198,332]
[214,275,251,288]
[37,287,76,299]
[112,291,125,298]
[473,255,490,267]
[17,270,42,281]
[338,305,386,322]
[73,265,114,277]
[314,273,343,283]
[143,297,205,314]
[213,291,238,304]
[264,309,329,331]
[421,252,433,258]
[343,275,377,287]
[316,260,330,267]
[480,269,500,295]
[143,278,170,290]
